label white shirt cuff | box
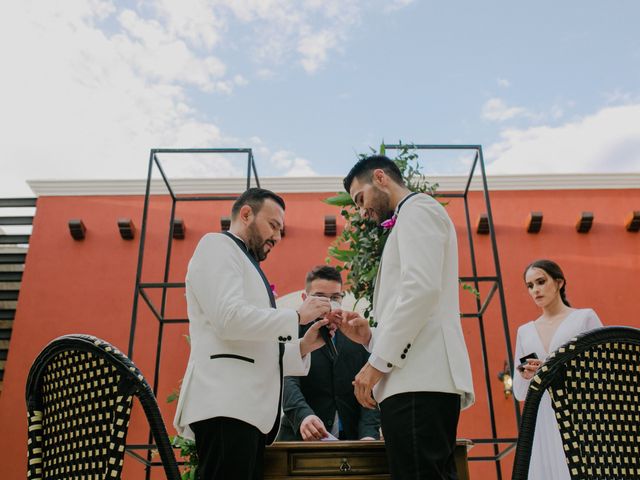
[368,354,393,373]
[283,341,311,376]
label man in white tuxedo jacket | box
[339,155,475,480]
[173,188,332,480]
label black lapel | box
[396,191,419,215]
[223,231,276,308]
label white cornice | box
[27,173,640,196]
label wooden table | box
[265,440,472,479]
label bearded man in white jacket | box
[338,156,475,480]
[174,188,331,480]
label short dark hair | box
[305,265,342,289]
[343,154,404,193]
[231,188,285,219]
[524,259,571,307]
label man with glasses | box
[277,266,381,441]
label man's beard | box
[370,186,394,223]
[246,222,273,262]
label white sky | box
[1,0,640,197]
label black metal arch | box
[126,145,520,480]
[126,148,259,478]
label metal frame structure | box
[125,145,520,479]
[126,148,259,478]
[385,144,520,479]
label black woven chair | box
[25,334,180,480]
[512,326,640,480]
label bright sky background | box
[2,0,640,197]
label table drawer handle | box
[339,457,352,472]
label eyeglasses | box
[310,292,345,304]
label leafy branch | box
[325,142,479,325]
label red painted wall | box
[0,187,638,479]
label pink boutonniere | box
[380,214,397,230]
[270,284,278,298]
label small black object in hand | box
[517,352,538,372]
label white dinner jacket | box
[173,233,310,441]
[370,193,475,409]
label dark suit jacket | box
[277,327,380,441]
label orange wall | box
[0,188,638,479]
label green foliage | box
[171,435,198,480]
[324,143,438,323]
[461,282,481,298]
[166,389,180,404]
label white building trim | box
[28,173,640,196]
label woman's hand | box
[519,358,543,380]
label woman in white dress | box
[513,259,602,480]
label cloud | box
[604,89,639,105]
[155,151,245,179]
[218,0,362,74]
[384,0,416,12]
[270,150,317,176]
[154,0,224,49]
[0,1,235,196]
[256,68,276,79]
[549,105,564,120]
[245,140,317,177]
[497,78,511,88]
[298,29,340,74]
[114,8,230,92]
[483,96,571,124]
[482,97,529,122]
[486,103,640,173]
[0,1,415,196]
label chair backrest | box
[25,334,180,480]
[512,326,640,480]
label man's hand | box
[353,363,383,409]
[299,319,333,357]
[297,296,331,325]
[323,308,342,328]
[299,415,328,441]
[337,311,372,346]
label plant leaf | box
[324,192,353,206]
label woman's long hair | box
[523,259,571,307]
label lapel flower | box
[380,214,397,230]
[270,283,278,298]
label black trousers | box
[190,417,266,480]
[380,392,461,480]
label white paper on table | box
[321,432,339,441]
